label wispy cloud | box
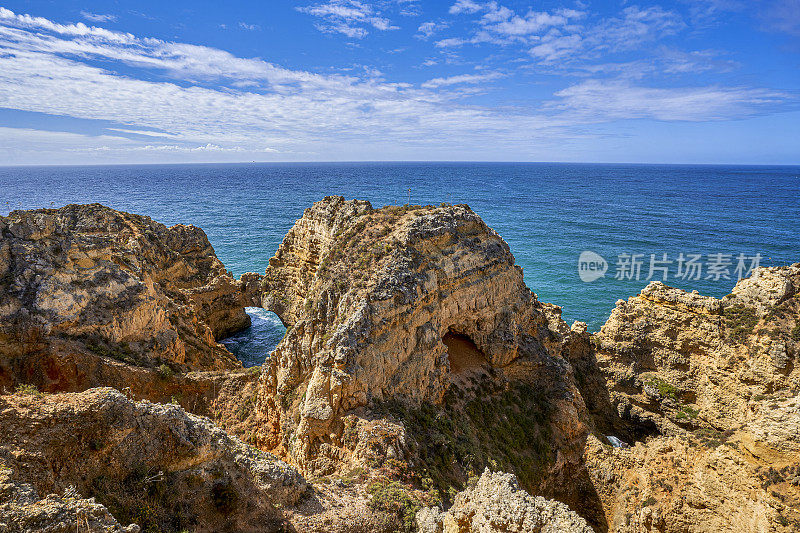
[438,2,585,49]
[239,22,261,31]
[549,80,789,121]
[449,0,485,15]
[0,7,792,163]
[439,2,688,70]
[417,21,448,40]
[80,11,117,23]
[78,143,275,153]
[759,0,800,36]
[297,0,401,38]
[528,6,685,64]
[421,71,503,88]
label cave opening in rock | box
[442,330,487,374]
[219,307,286,367]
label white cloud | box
[595,6,685,51]
[449,0,485,15]
[239,22,261,31]
[435,36,467,48]
[525,5,685,65]
[438,3,687,69]
[485,9,584,37]
[297,0,400,38]
[0,7,791,164]
[417,21,448,40]
[439,2,586,49]
[80,11,117,23]
[659,48,738,74]
[79,143,274,153]
[421,72,503,88]
[549,80,789,121]
[529,33,583,62]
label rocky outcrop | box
[0,387,307,533]
[583,411,800,533]
[251,197,588,486]
[0,204,254,393]
[590,267,800,437]
[578,265,800,532]
[5,199,798,533]
[0,466,138,533]
[416,469,593,533]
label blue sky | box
[0,0,797,164]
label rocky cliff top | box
[0,203,253,390]
[251,196,586,481]
[417,468,593,533]
[0,387,307,532]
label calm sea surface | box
[2,163,798,365]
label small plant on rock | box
[366,479,422,533]
[725,304,759,343]
[156,364,173,380]
[14,383,41,396]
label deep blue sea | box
[2,163,798,366]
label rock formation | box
[0,466,139,533]
[252,196,588,495]
[416,468,593,533]
[577,265,800,531]
[2,199,799,533]
[0,387,306,532]
[0,204,254,394]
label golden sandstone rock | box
[0,204,251,394]
[1,200,799,532]
[252,197,588,487]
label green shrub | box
[373,382,553,498]
[14,383,41,396]
[644,376,678,401]
[156,364,173,380]
[366,480,421,533]
[792,323,800,341]
[725,304,759,343]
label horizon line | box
[2,160,800,168]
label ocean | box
[2,162,798,366]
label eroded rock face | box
[580,265,800,532]
[591,268,800,436]
[252,197,587,478]
[416,469,593,533]
[0,466,139,533]
[0,204,252,392]
[0,387,307,533]
[583,422,800,533]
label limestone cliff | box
[591,266,799,436]
[251,196,589,518]
[576,265,800,531]
[0,204,253,393]
[0,387,307,532]
[416,469,593,533]
[3,199,799,533]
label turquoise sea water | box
[2,163,798,364]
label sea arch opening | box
[219,307,286,367]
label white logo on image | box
[578,251,607,282]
